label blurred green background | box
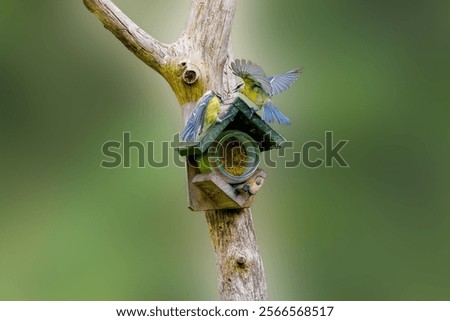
[1,0,449,300]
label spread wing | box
[268,68,301,96]
[231,59,273,95]
[263,101,292,125]
[180,91,214,142]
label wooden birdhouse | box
[176,97,286,211]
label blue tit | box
[180,90,222,142]
[231,59,301,125]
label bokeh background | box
[1,0,449,300]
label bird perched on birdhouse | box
[180,90,223,143]
[231,59,301,125]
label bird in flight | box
[231,59,301,125]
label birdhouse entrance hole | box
[197,130,261,184]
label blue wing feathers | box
[263,101,292,125]
[180,93,213,142]
[268,68,301,96]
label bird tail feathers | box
[263,101,292,125]
[180,119,201,142]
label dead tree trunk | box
[83,0,268,300]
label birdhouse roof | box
[176,97,287,157]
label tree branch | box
[84,0,268,301]
[172,0,237,100]
[206,209,268,300]
[181,0,236,67]
[83,0,169,73]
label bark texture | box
[206,209,267,300]
[84,0,268,300]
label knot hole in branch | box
[180,61,200,85]
[235,253,252,271]
[236,256,247,269]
